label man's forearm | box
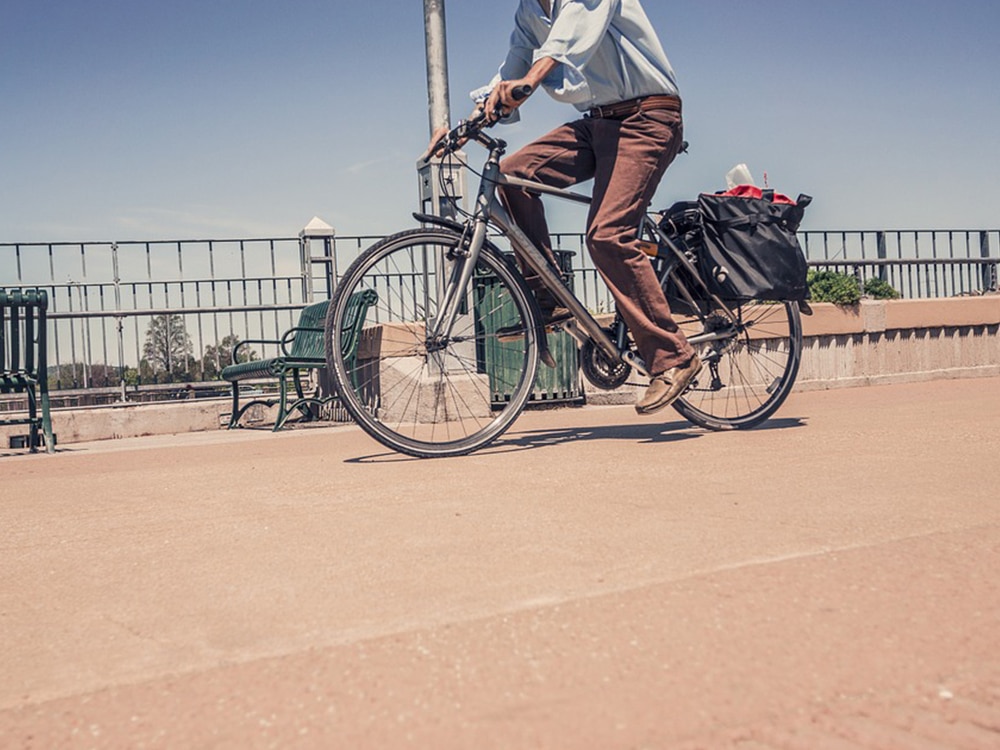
[523,57,559,91]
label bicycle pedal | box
[496,326,529,342]
[495,320,567,342]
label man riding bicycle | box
[469,0,701,415]
[331,0,803,457]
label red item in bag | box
[722,184,797,205]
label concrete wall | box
[3,297,998,448]
[1,398,234,451]
[797,297,1000,390]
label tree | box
[201,335,258,380]
[122,366,140,388]
[142,314,193,381]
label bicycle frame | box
[426,128,740,377]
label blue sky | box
[2,0,998,243]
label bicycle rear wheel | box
[325,228,540,458]
[672,300,802,430]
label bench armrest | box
[233,338,280,361]
[279,326,324,357]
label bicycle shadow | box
[495,419,700,451]
[491,414,805,454]
[345,415,806,463]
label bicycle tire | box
[671,300,802,430]
[325,227,540,458]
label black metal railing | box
[2,228,997,409]
[801,229,998,299]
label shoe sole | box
[495,315,573,343]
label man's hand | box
[483,57,558,124]
[421,106,485,162]
[422,125,450,162]
[484,79,533,124]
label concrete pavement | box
[1,377,999,748]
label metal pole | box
[423,0,452,136]
[420,0,464,219]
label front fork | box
[426,216,489,349]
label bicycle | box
[324,107,803,458]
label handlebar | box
[423,84,534,163]
[510,84,533,102]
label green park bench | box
[222,290,377,431]
[1,289,55,453]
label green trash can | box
[475,250,584,406]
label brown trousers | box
[499,106,694,375]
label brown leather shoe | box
[635,354,702,415]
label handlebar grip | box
[511,84,533,102]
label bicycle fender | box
[412,212,464,233]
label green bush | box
[863,277,901,300]
[807,270,861,306]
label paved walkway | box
[2,377,999,748]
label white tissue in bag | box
[725,164,756,189]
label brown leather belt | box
[588,95,681,120]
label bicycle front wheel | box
[325,228,540,458]
[672,300,802,430]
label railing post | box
[111,242,128,402]
[981,231,998,292]
[876,230,887,282]
[299,217,338,415]
[300,217,337,301]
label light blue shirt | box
[473,0,679,112]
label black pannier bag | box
[695,189,812,301]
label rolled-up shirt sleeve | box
[535,0,616,72]
[500,8,539,81]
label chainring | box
[580,330,632,390]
